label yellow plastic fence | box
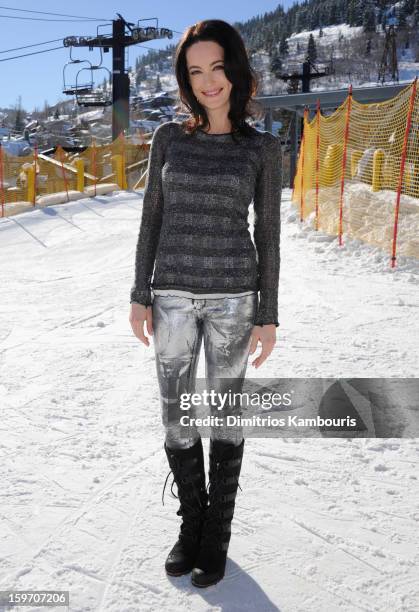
[292,78,419,262]
[0,132,150,216]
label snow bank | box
[298,182,419,259]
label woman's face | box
[186,40,233,114]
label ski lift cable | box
[0,5,112,21]
[0,23,180,65]
[0,46,64,62]
[0,38,64,54]
[0,14,110,23]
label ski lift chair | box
[75,66,112,107]
[62,47,94,96]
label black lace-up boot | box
[191,437,245,587]
[162,437,208,576]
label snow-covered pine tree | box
[279,34,289,56]
[397,3,408,29]
[363,0,377,33]
[347,0,359,27]
[307,33,317,62]
[270,51,283,77]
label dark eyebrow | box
[188,60,224,70]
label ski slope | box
[0,189,418,612]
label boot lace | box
[161,455,207,540]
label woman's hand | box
[129,303,153,347]
[249,324,276,368]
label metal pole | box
[315,98,320,231]
[338,84,353,246]
[112,18,130,141]
[0,143,4,217]
[264,107,273,133]
[299,107,308,221]
[302,60,310,93]
[289,111,300,188]
[391,77,417,267]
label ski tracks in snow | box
[1,191,418,611]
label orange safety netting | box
[292,78,419,262]
[76,134,149,191]
[0,133,150,215]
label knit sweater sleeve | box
[253,132,282,327]
[130,122,171,306]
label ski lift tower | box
[278,57,332,93]
[277,57,332,180]
[378,16,399,84]
[63,14,173,140]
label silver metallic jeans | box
[152,293,258,450]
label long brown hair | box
[174,19,264,141]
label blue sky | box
[0,1,292,112]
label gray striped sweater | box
[130,120,282,327]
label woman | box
[129,19,282,588]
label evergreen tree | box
[397,4,408,29]
[54,106,60,120]
[307,33,317,62]
[14,96,25,133]
[363,1,377,33]
[155,74,162,93]
[381,7,388,29]
[270,51,283,77]
[43,100,50,120]
[265,29,274,55]
[414,0,419,27]
[348,0,358,27]
[354,0,365,26]
[279,34,289,56]
[299,8,309,30]
[309,7,319,30]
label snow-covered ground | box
[288,23,364,43]
[0,188,418,611]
